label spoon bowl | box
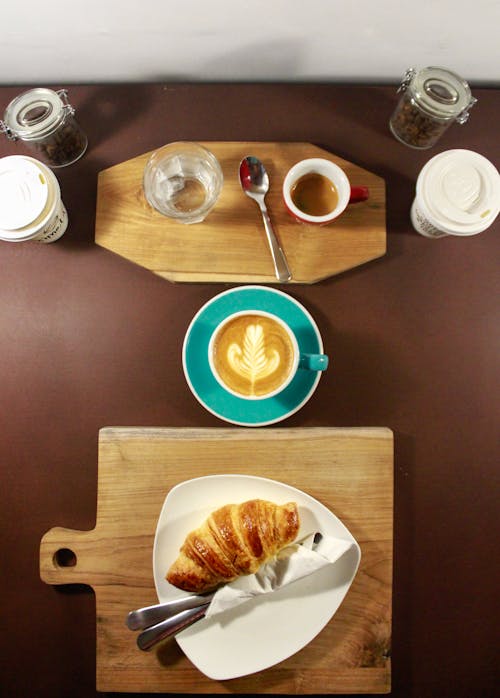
[240,157,270,198]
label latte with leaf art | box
[211,313,297,397]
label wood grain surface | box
[40,427,393,694]
[94,142,386,283]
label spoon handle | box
[259,204,292,282]
[136,604,210,651]
[127,591,215,630]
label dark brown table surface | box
[1,83,498,698]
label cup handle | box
[349,186,369,204]
[299,354,329,371]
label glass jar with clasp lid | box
[389,66,477,149]
[1,87,87,167]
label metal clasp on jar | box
[456,96,478,124]
[56,89,76,119]
[396,68,417,93]
[0,119,16,140]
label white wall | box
[1,0,499,85]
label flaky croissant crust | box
[166,499,300,592]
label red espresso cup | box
[283,158,369,224]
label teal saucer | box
[182,286,325,426]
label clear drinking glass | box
[143,142,223,224]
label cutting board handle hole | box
[54,548,77,568]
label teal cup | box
[208,309,328,401]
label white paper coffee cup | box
[0,155,68,243]
[411,149,500,238]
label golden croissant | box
[166,499,300,592]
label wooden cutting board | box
[94,142,386,283]
[40,427,393,694]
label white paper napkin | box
[205,532,355,618]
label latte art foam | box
[212,314,295,397]
[228,323,280,385]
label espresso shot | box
[291,172,339,216]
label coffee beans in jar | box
[1,88,87,168]
[389,67,476,149]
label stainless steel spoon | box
[239,156,292,282]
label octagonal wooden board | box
[95,142,386,284]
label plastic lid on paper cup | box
[0,155,49,230]
[0,155,65,242]
[416,149,500,236]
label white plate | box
[153,475,361,680]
